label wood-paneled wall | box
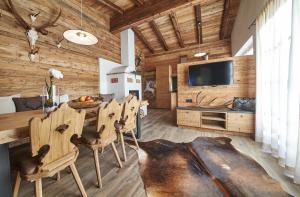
[177,56,256,107]
[142,39,232,74]
[0,0,121,99]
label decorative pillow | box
[13,96,43,112]
[233,97,256,112]
[0,94,20,114]
[99,93,115,102]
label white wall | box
[98,58,122,94]
[231,0,268,55]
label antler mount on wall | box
[7,0,61,61]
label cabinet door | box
[227,113,255,133]
[177,110,201,127]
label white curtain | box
[256,0,300,184]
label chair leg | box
[34,178,42,197]
[93,149,103,188]
[130,130,140,150]
[13,171,21,197]
[56,172,61,181]
[70,163,87,197]
[111,142,123,168]
[120,132,127,161]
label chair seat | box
[10,144,39,175]
[81,132,99,145]
[114,122,135,133]
[114,122,123,131]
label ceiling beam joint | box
[150,20,169,51]
[97,0,124,15]
[194,4,203,44]
[132,27,155,54]
[131,0,144,7]
[220,0,236,39]
[110,0,192,33]
[169,12,185,48]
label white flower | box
[49,68,63,79]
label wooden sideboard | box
[177,107,255,136]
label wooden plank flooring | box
[15,109,300,196]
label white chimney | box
[121,29,135,72]
[99,28,142,100]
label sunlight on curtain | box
[256,0,300,183]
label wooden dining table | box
[0,108,98,197]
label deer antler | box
[36,9,61,35]
[7,0,30,30]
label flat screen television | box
[188,60,233,86]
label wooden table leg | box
[0,143,12,197]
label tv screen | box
[188,61,233,86]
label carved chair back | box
[96,99,123,147]
[122,96,140,130]
[30,103,86,168]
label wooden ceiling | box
[85,0,240,56]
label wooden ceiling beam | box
[220,0,240,39]
[110,0,192,33]
[132,27,155,54]
[150,20,169,51]
[97,0,124,15]
[131,0,144,7]
[194,4,203,44]
[169,12,185,48]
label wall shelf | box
[201,112,227,130]
[201,116,226,121]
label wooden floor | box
[15,109,300,196]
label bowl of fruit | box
[68,96,101,109]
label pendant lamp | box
[194,22,206,57]
[63,0,98,45]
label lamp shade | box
[63,29,98,45]
[194,52,207,57]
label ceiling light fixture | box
[63,0,98,45]
[194,22,206,58]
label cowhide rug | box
[134,137,288,197]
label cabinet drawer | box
[227,113,255,133]
[177,110,200,127]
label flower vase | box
[43,85,59,114]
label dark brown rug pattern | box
[135,137,289,197]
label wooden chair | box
[12,103,87,197]
[118,96,141,161]
[80,99,123,188]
